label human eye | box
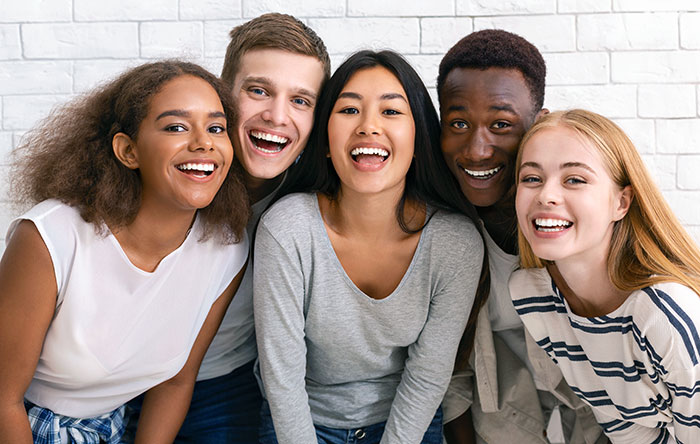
[450,120,468,130]
[248,87,267,97]
[491,121,511,130]
[208,124,226,134]
[339,107,359,114]
[565,176,586,185]
[164,123,187,132]
[519,174,541,184]
[292,97,310,107]
[383,108,401,116]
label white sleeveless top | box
[9,200,248,418]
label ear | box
[613,185,634,221]
[535,108,550,122]
[112,132,139,169]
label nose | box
[537,180,561,206]
[189,127,214,151]
[261,96,291,127]
[356,111,381,136]
[462,126,493,162]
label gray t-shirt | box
[253,193,483,444]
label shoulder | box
[14,199,80,225]
[629,282,700,366]
[8,199,86,243]
[427,210,483,253]
[259,193,317,231]
[508,268,553,302]
[629,281,700,327]
[192,217,249,268]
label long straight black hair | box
[281,49,490,362]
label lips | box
[533,217,573,232]
[461,165,503,180]
[249,129,290,154]
[175,161,218,178]
[350,147,389,165]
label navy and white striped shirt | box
[510,268,700,444]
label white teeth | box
[177,163,215,172]
[463,165,502,179]
[250,130,289,144]
[350,147,389,157]
[256,146,282,154]
[534,218,572,232]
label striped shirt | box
[509,268,700,444]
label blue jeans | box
[258,400,443,444]
[124,360,262,444]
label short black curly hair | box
[437,29,546,112]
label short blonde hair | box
[516,109,700,296]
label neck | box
[244,170,283,204]
[320,186,422,239]
[112,197,196,272]
[478,200,517,254]
[553,249,629,317]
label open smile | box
[462,165,503,180]
[351,147,389,164]
[249,130,290,154]
[349,146,390,172]
[533,217,573,232]
[175,161,218,178]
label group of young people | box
[0,11,699,444]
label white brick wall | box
[2,0,700,253]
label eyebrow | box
[337,91,408,102]
[519,161,542,171]
[155,110,226,120]
[519,160,597,175]
[244,76,318,100]
[562,161,597,174]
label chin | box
[463,191,500,209]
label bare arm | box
[0,220,58,444]
[133,262,246,443]
[444,409,477,444]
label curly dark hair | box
[437,29,546,113]
[12,60,249,243]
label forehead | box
[234,48,324,89]
[341,66,405,95]
[440,67,534,115]
[522,126,604,167]
[147,75,222,113]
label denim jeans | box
[123,360,262,444]
[258,400,443,444]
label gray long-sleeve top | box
[253,193,484,444]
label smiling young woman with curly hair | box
[0,60,250,443]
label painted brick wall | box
[2,0,700,249]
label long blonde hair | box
[516,109,700,296]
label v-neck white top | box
[253,193,483,444]
[10,199,248,418]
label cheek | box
[397,123,416,157]
[223,141,235,163]
[296,112,315,138]
[514,189,532,228]
[440,132,459,156]
[235,98,261,124]
[502,141,521,167]
[327,117,349,153]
